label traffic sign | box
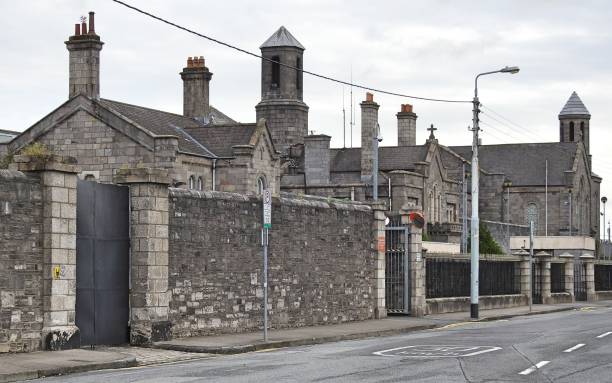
[263,190,272,229]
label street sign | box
[263,190,272,229]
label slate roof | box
[184,124,257,157]
[449,142,578,186]
[0,129,19,143]
[99,99,237,157]
[260,26,305,50]
[559,91,590,117]
[330,146,428,172]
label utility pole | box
[470,66,519,320]
[602,196,607,241]
[372,123,381,201]
[462,163,468,254]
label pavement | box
[1,300,610,383]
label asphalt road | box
[27,307,612,382]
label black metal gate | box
[574,260,587,301]
[76,180,130,346]
[532,262,543,304]
[385,226,411,314]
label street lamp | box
[470,65,520,320]
[602,196,608,241]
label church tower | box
[255,26,309,154]
[559,91,591,156]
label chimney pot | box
[88,11,95,34]
[187,57,193,68]
[74,23,81,36]
[401,104,413,113]
[366,92,374,102]
[81,21,87,36]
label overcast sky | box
[1,0,611,235]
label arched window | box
[188,175,195,190]
[569,122,575,141]
[271,56,280,88]
[580,121,585,141]
[257,176,267,195]
[526,203,538,231]
[560,122,564,141]
[197,176,203,191]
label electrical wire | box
[479,119,529,143]
[110,0,471,104]
[481,105,549,142]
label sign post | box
[262,190,272,342]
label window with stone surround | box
[188,175,195,190]
[197,176,203,191]
[271,55,280,88]
[257,176,267,195]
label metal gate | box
[574,260,587,301]
[532,262,543,304]
[76,180,130,346]
[385,226,411,314]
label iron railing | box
[595,264,612,291]
[426,257,520,299]
[551,263,565,293]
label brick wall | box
[0,170,44,352]
[167,190,376,337]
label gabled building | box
[0,12,280,195]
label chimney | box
[397,104,417,146]
[360,92,379,180]
[180,56,213,119]
[304,134,331,185]
[65,12,103,99]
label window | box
[447,203,457,222]
[559,122,563,141]
[257,176,267,195]
[197,176,203,191]
[271,55,280,88]
[526,203,538,231]
[580,122,585,140]
[296,57,302,91]
[569,122,575,141]
[188,175,195,190]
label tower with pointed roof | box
[559,91,591,156]
[255,26,309,154]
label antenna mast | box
[342,89,346,148]
[350,66,354,148]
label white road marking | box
[563,343,585,353]
[518,361,550,375]
[373,345,501,358]
[596,332,612,339]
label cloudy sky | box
[1,0,611,235]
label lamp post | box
[470,66,519,320]
[602,196,608,241]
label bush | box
[0,153,13,169]
[468,222,504,255]
[20,142,52,159]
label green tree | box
[468,222,504,255]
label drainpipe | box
[212,158,217,191]
[388,177,392,211]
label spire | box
[559,91,590,117]
[260,26,305,50]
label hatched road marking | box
[518,361,550,375]
[563,343,585,353]
[373,345,501,358]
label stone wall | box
[167,190,376,337]
[0,170,44,352]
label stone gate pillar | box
[371,202,386,319]
[115,168,171,345]
[560,253,575,302]
[582,255,596,301]
[519,255,532,304]
[539,254,552,304]
[401,208,426,317]
[13,156,80,350]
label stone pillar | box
[304,134,331,186]
[560,253,575,301]
[401,209,426,317]
[397,104,417,146]
[519,255,532,302]
[13,156,80,350]
[540,258,552,304]
[582,255,596,301]
[371,202,387,319]
[115,168,171,345]
[360,93,379,181]
[180,56,213,118]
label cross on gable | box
[428,124,437,139]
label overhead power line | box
[110,0,471,104]
[480,105,549,142]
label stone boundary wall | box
[167,189,376,338]
[0,170,44,352]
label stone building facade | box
[0,12,280,196]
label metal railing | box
[426,256,520,299]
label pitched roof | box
[183,124,257,157]
[559,91,590,117]
[260,26,305,50]
[330,146,428,172]
[449,142,578,186]
[99,99,237,157]
[0,129,19,143]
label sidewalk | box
[154,300,611,354]
[1,301,609,383]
